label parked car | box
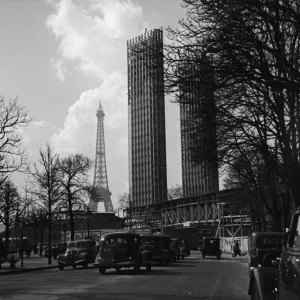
[171,238,187,260]
[199,237,222,259]
[56,239,97,270]
[140,235,167,265]
[93,232,152,274]
[248,232,285,277]
[161,235,174,263]
[52,243,67,260]
[248,208,300,300]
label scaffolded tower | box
[180,62,219,197]
[88,102,114,212]
[127,28,167,208]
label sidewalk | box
[189,250,248,262]
[0,254,57,276]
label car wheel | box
[202,253,205,259]
[98,267,106,274]
[146,265,151,271]
[58,263,64,271]
[181,256,184,260]
[72,265,76,269]
[173,257,176,262]
[115,267,121,271]
[177,256,180,260]
[217,255,221,259]
[83,261,88,269]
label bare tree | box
[0,180,19,253]
[168,184,183,200]
[58,154,93,240]
[0,179,31,254]
[0,96,31,176]
[117,192,129,210]
[28,143,61,264]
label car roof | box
[140,234,161,238]
[102,232,138,238]
[68,239,95,243]
[249,232,285,237]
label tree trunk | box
[48,210,52,265]
[70,213,74,241]
[4,224,10,256]
[34,229,38,254]
[39,229,44,257]
[273,209,282,232]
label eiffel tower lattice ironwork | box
[88,101,114,212]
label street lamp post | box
[20,214,25,268]
[86,206,92,238]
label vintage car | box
[140,234,168,265]
[249,207,300,300]
[248,232,285,277]
[56,239,97,270]
[161,235,174,263]
[93,232,152,274]
[199,237,222,259]
[52,242,67,260]
[171,238,187,260]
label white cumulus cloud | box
[46,0,147,80]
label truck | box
[248,207,300,299]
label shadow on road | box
[103,268,181,276]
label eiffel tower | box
[88,101,114,212]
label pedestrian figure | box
[232,240,241,258]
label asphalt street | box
[0,253,249,300]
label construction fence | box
[220,237,249,255]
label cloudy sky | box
[0,0,190,211]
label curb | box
[0,265,57,276]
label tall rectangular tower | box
[180,64,219,197]
[127,28,167,208]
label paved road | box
[0,254,249,300]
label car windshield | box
[103,237,128,246]
[77,242,87,248]
[260,237,283,248]
[67,242,77,248]
[141,238,160,246]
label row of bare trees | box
[0,144,94,264]
[0,95,95,264]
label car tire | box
[181,256,184,260]
[202,253,205,259]
[177,256,180,260]
[98,267,106,274]
[217,255,221,259]
[83,261,88,269]
[173,257,176,262]
[72,265,76,269]
[146,265,151,271]
[58,263,64,271]
[115,267,121,271]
